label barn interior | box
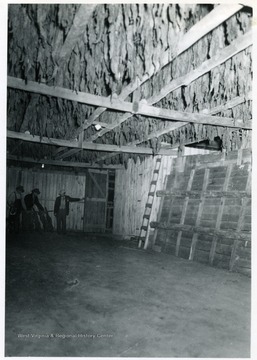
[5,3,252,358]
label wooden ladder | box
[138,156,162,249]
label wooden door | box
[83,169,108,232]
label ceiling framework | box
[7,76,252,130]
[60,90,251,162]
[53,3,246,160]
[7,155,124,170]
[81,3,244,131]
[6,4,252,167]
[95,91,252,164]
[7,130,178,156]
[87,29,252,143]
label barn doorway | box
[83,169,115,233]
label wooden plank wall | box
[113,156,175,238]
[151,149,251,276]
[83,169,108,232]
[6,166,85,231]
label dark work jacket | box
[54,195,80,216]
[24,193,44,211]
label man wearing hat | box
[7,185,26,233]
[24,188,45,231]
[54,189,84,234]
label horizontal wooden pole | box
[150,222,251,240]
[195,159,251,169]
[82,4,243,130]
[172,4,244,59]
[7,76,133,112]
[206,92,252,115]
[94,92,251,163]
[52,146,67,157]
[134,92,252,144]
[156,190,251,198]
[94,136,208,164]
[89,31,252,142]
[142,91,253,140]
[8,75,251,130]
[7,155,124,169]
[146,31,252,105]
[7,130,177,156]
[55,148,82,160]
[83,78,143,131]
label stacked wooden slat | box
[152,148,251,276]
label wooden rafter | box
[74,90,253,138]
[94,92,252,163]
[58,89,253,162]
[160,91,253,135]
[7,155,123,169]
[7,74,252,130]
[52,147,67,157]
[7,131,178,156]
[81,4,243,132]
[54,149,81,160]
[40,3,245,160]
[89,30,252,142]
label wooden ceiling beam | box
[39,4,247,161]
[94,92,252,163]
[163,91,253,135]
[89,30,252,142]
[7,155,123,169]
[72,86,252,137]
[7,73,252,130]
[55,148,82,160]
[204,92,252,115]
[81,4,243,132]
[7,131,177,156]
[146,34,252,106]
[52,146,68,157]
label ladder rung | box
[139,157,161,249]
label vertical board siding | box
[152,149,251,276]
[83,170,108,232]
[113,156,175,237]
[7,167,86,231]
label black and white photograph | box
[1,1,255,358]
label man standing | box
[24,188,45,231]
[7,185,26,233]
[54,189,84,234]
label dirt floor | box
[5,231,251,357]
